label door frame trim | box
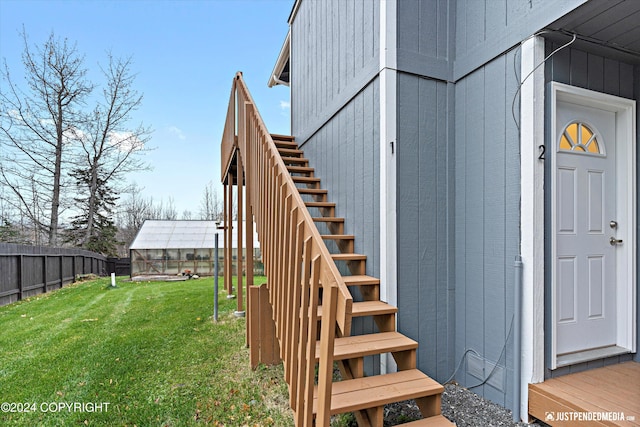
[549,81,637,369]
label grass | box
[0,275,294,426]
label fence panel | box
[0,244,106,307]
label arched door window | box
[558,122,603,155]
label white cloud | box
[7,109,22,121]
[279,100,290,111]
[168,125,186,141]
[108,131,144,152]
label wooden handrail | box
[220,77,236,181]
[221,72,353,426]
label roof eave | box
[268,30,291,88]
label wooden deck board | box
[318,301,397,319]
[314,331,418,361]
[342,275,381,286]
[529,362,640,426]
[400,415,455,426]
[312,370,443,415]
[555,372,640,412]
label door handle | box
[610,237,623,246]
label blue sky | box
[0,0,292,216]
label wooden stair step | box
[281,156,309,165]
[293,176,321,183]
[331,253,366,261]
[273,139,297,147]
[315,332,418,362]
[398,415,455,426]
[298,188,327,195]
[318,301,397,318]
[351,301,397,316]
[287,165,314,174]
[270,133,295,142]
[306,202,336,208]
[321,234,355,241]
[313,369,444,415]
[278,147,304,156]
[342,275,380,286]
[275,141,298,149]
[312,217,344,223]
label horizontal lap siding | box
[396,73,454,384]
[454,50,520,408]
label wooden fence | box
[0,243,107,307]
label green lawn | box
[0,275,293,426]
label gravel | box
[382,383,544,427]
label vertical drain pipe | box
[513,255,523,422]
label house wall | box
[637,64,640,366]
[453,0,587,80]
[289,0,382,375]
[284,0,635,415]
[395,74,455,383]
[301,80,381,283]
[396,0,452,81]
[543,44,639,377]
[453,49,521,408]
[301,80,381,376]
[290,0,379,144]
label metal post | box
[513,255,523,423]
[214,226,219,322]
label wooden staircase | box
[272,134,453,426]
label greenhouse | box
[129,220,261,277]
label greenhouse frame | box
[129,220,261,277]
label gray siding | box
[637,63,640,365]
[545,44,636,99]
[291,0,379,143]
[396,0,453,81]
[302,80,380,278]
[301,79,381,374]
[544,45,639,374]
[396,73,455,383]
[453,49,521,408]
[454,0,586,80]
[289,0,382,373]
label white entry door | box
[551,83,637,369]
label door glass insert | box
[559,122,602,155]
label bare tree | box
[115,183,151,254]
[199,181,223,221]
[115,186,181,255]
[0,29,93,245]
[66,54,151,249]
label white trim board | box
[519,35,546,422]
[379,0,397,375]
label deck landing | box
[529,361,640,426]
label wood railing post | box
[226,173,234,295]
[244,103,254,322]
[317,282,338,427]
[249,284,280,369]
[236,156,244,316]
[220,74,356,427]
